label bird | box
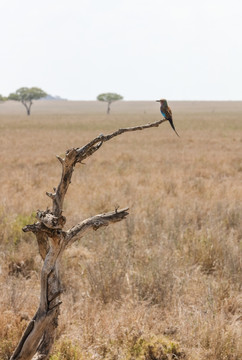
[156,99,180,137]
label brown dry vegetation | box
[0,100,241,360]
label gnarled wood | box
[11,117,167,360]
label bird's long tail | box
[168,118,180,137]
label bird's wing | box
[166,106,173,119]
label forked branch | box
[11,116,167,360]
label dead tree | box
[10,117,167,360]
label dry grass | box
[0,100,241,359]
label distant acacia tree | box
[8,87,47,115]
[97,92,123,114]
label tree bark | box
[10,117,167,360]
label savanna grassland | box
[0,100,241,360]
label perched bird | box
[156,99,180,137]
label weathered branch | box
[51,118,166,216]
[76,118,167,163]
[65,207,129,246]
[22,222,60,238]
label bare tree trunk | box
[10,117,167,360]
[22,100,32,116]
[107,101,111,114]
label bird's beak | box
[156,100,160,102]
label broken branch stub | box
[11,118,166,360]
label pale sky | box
[1,0,242,100]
